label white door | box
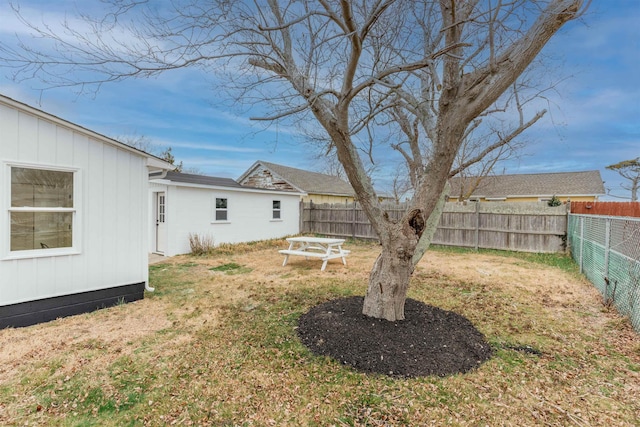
[155,192,167,254]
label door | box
[155,192,167,254]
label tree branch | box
[450,109,546,177]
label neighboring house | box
[448,171,606,203]
[0,94,172,328]
[149,171,303,257]
[238,160,355,204]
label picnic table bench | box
[279,236,350,271]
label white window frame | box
[272,200,281,220]
[214,197,228,222]
[3,162,82,260]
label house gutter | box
[149,169,168,180]
[147,156,173,179]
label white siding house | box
[0,95,172,328]
[149,171,303,257]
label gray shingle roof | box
[241,160,355,196]
[449,170,606,198]
[161,171,245,188]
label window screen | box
[10,167,74,251]
[215,197,228,221]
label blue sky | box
[0,1,638,200]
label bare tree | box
[309,146,348,179]
[116,135,201,173]
[0,0,588,321]
[158,147,183,172]
[382,15,552,202]
[389,164,413,204]
[117,134,156,153]
[606,158,640,202]
[449,82,546,200]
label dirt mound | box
[297,296,492,378]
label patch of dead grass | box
[0,299,172,384]
[0,240,638,426]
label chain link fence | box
[568,214,640,332]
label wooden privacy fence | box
[301,201,569,253]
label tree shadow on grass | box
[297,296,492,378]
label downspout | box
[145,172,163,292]
[145,155,173,291]
[146,171,161,292]
[146,169,164,292]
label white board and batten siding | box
[0,96,168,313]
[149,178,302,257]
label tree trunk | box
[362,237,417,321]
[412,181,450,266]
[361,183,449,321]
[361,200,431,321]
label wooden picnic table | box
[279,236,350,271]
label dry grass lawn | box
[1,238,638,426]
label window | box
[215,197,228,221]
[157,194,166,223]
[10,166,75,251]
[272,200,281,219]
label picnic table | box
[279,236,350,271]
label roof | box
[161,171,245,189]
[152,170,305,195]
[0,94,173,171]
[238,160,355,196]
[449,170,606,199]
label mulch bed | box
[297,296,493,378]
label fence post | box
[299,200,303,233]
[604,218,611,280]
[352,201,357,239]
[474,201,480,251]
[564,200,573,255]
[579,216,584,273]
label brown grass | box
[1,238,638,426]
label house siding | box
[0,100,150,309]
[149,182,300,257]
[240,165,298,192]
